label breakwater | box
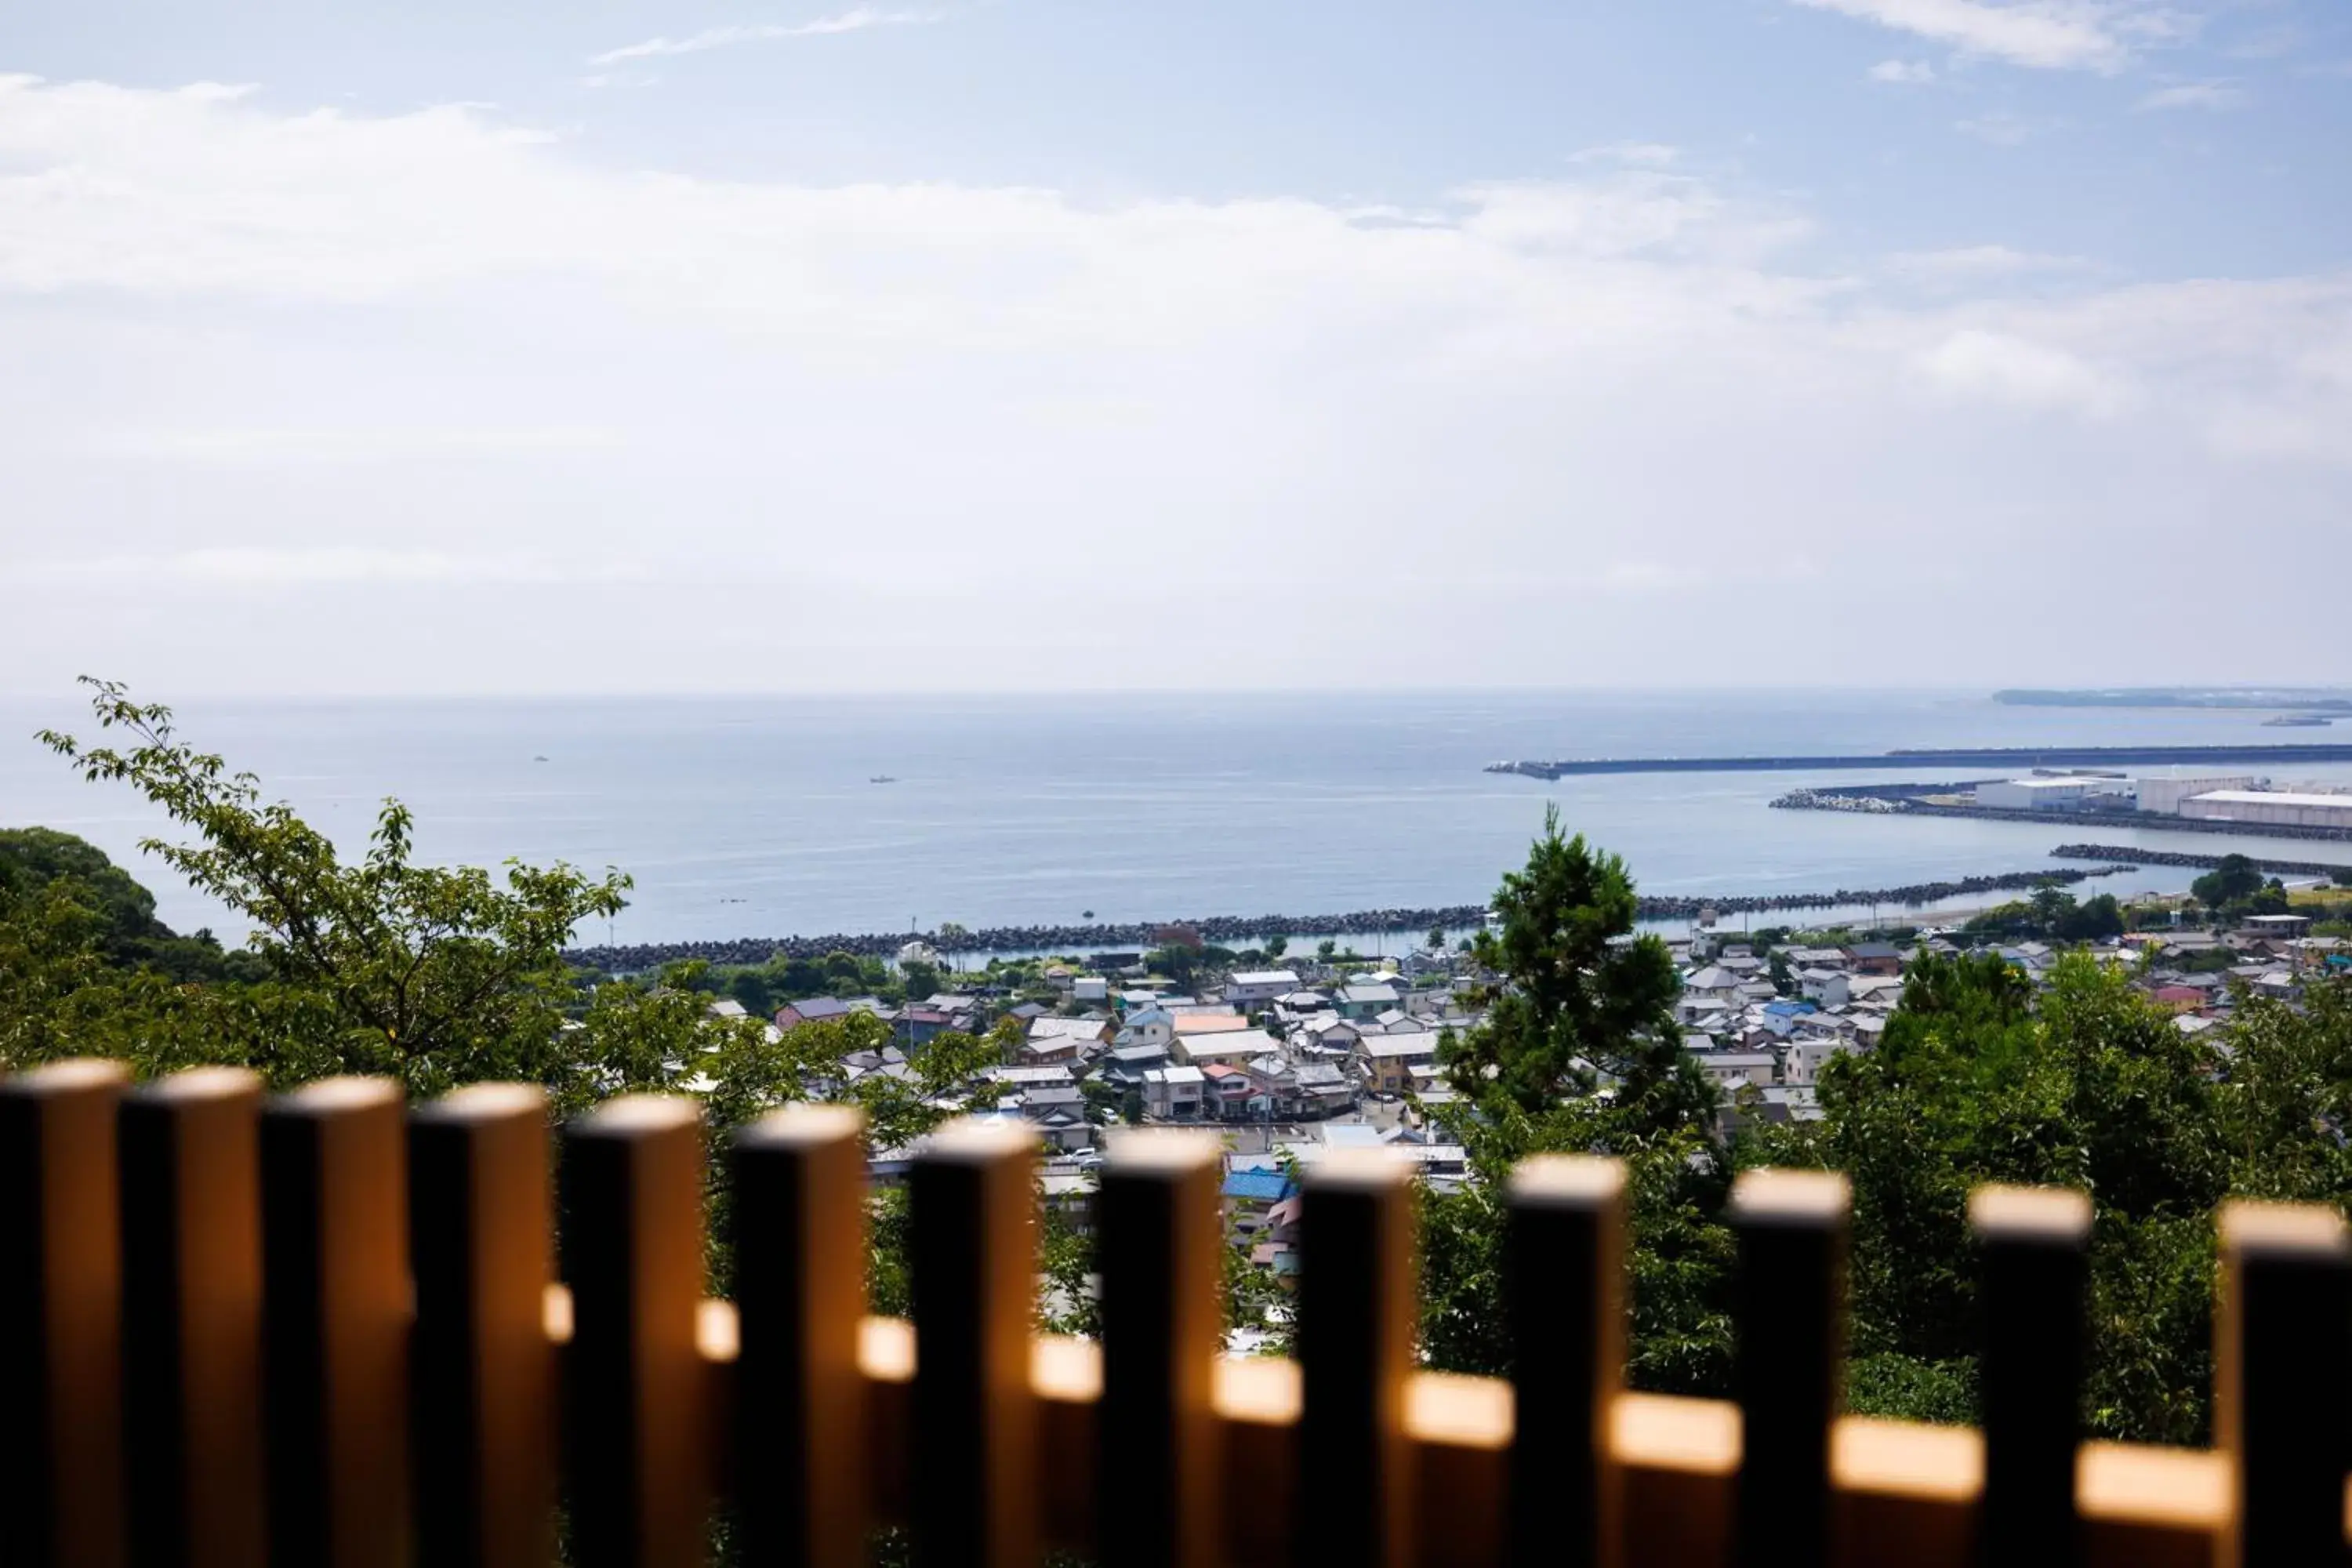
[2053,844,2352,879]
[1490,742,2352,779]
[563,866,2141,972]
[1773,790,2352,844]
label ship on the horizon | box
[869,774,898,783]
[2263,714,2334,728]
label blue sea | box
[5,689,2351,947]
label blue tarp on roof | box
[1221,1170,1297,1203]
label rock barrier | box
[2053,844,2352,879]
[562,866,2140,972]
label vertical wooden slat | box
[562,1094,710,1568]
[1098,1130,1225,1568]
[1508,1154,1627,1568]
[910,1117,1040,1568]
[262,1076,412,1568]
[411,1081,557,1568]
[2213,1200,2351,1568]
[1970,1185,2090,1568]
[118,1065,268,1568]
[1728,1168,1849,1568]
[730,1103,869,1568]
[0,1058,129,1568]
[1298,1148,1416,1568]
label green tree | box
[1421,809,1724,1386]
[1265,934,1288,960]
[2053,893,2126,942]
[2190,854,2263,911]
[1146,944,1200,989]
[25,679,758,1105]
[1437,808,1696,1120]
[1758,953,2352,1443]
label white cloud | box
[590,8,938,65]
[1789,0,2180,73]
[18,548,623,587]
[1915,328,2129,415]
[1569,141,1681,167]
[2136,81,2247,111]
[1889,244,2094,279]
[93,426,617,464]
[1953,111,2050,143]
[1867,58,1939,83]
[0,75,2347,693]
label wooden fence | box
[3,1059,2347,1568]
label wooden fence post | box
[1972,1185,2091,1568]
[1298,1148,1416,1568]
[909,1118,1040,1568]
[410,1082,557,1568]
[730,1103,869,1568]
[118,1066,269,1568]
[1508,1154,1627,1568]
[0,1058,130,1568]
[562,1095,710,1568]
[1730,1169,1849,1568]
[1097,1130,1225,1568]
[261,1076,412,1568]
[2214,1200,2351,1568]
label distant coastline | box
[1993,687,2352,712]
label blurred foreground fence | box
[3,1058,2348,1568]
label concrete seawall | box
[1492,743,2352,779]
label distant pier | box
[1486,743,2352,780]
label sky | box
[2,0,2349,695]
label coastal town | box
[722,892,2352,1295]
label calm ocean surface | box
[5,690,2351,946]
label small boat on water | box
[869,775,898,783]
[2263,715,2333,728]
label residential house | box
[1097,1042,1173,1098]
[1017,1085,1094,1152]
[1221,1167,1298,1239]
[1336,982,1403,1021]
[775,996,854,1030]
[1247,1054,1301,1119]
[1172,1013,1251,1042]
[1844,942,1905,977]
[1112,1006,1174,1051]
[1017,1034,1083,1067]
[1783,1035,1860,1088]
[895,1008,957,1047]
[1354,1031,1441,1096]
[1293,1014,1362,1056]
[1201,1063,1273,1122]
[1292,1062,1357,1119]
[1684,967,1744,1003]
[1798,970,1850,1009]
[1173,1029,1283,1069]
[1141,1065,1206,1121]
[1225,970,1302,1007]
[1697,1051,1777,1091]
